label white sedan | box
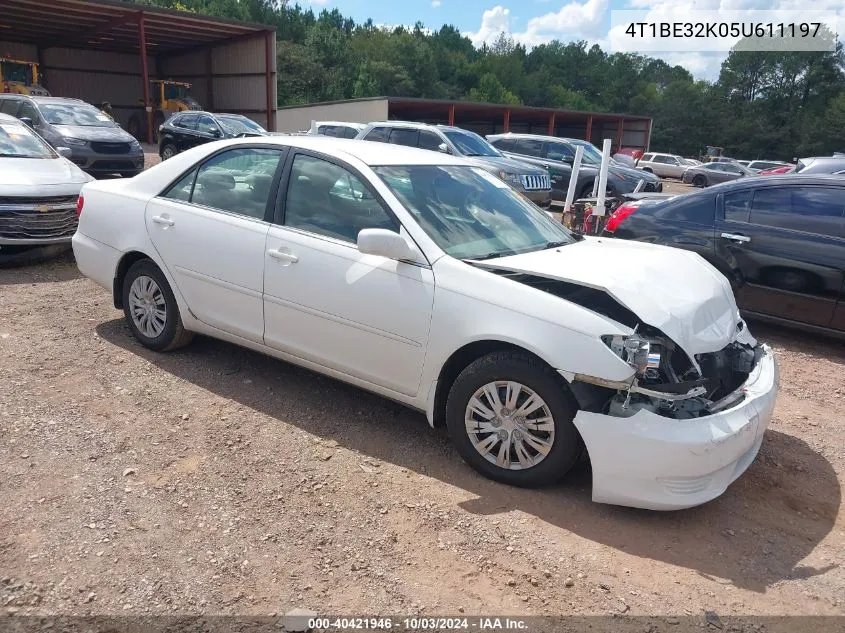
[72,136,778,510]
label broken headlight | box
[603,334,661,376]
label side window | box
[197,114,219,136]
[418,130,443,151]
[181,148,284,219]
[723,164,742,174]
[491,137,515,152]
[343,126,361,139]
[0,99,20,116]
[515,138,544,157]
[177,113,198,130]
[641,154,654,162]
[545,142,574,161]
[283,154,398,243]
[388,128,419,147]
[364,127,389,143]
[18,102,39,123]
[163,168,198,202]
[750,186,845,237]
[723,189,752,222]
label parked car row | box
[0,94,144,178]
[71,134,777,511]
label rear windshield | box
[39,103,116,127]
[0,121,54,158]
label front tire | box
[445,351,583,487]
[122,259,193,352]
[692,174,707,187]
[160,144,177,160]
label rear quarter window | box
[363,127,389,143]
[491,137,515,151]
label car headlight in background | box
[497,171,522,189]
[61,137,87,147]
[602,333,661,376]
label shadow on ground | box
[96,317,841,593]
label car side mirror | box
[357,229,420,262]
[19,117,34,128]
[437,143,451,154]
[562,155,574,164]
[211,128,222,138]
[56,147,72,159]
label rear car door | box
[145,145,287,343]
[543,141,575,198]
[263,151,435,396]
[715,184,845,326]
[173,113,199,152]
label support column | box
[645,118,652,152]
[547,112,556,136]
[264,30,275,131]
[447,104,455,126]
[205,47,214,112]
[585,115,593,143]
[503,109,510,132]
[36,46,46,90]
[138,12,153,144]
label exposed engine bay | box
[481,268,763,420]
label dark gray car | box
[682,161,757,187]
[356,122,552,207]
[487,133,662,201]
[0,95,144,178]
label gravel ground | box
[1,252,843,623]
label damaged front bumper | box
[570,344,778,511]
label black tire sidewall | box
[122,260,181,352]
[161,145,176,160]
[693,175,706,187]
[445,354,583,487]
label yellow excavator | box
[0,57,50,96]
[128,79,201,140]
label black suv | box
[158,111,268,160]
[487,133,662,201]
[603,175,845,336]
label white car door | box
[263,151,435,397]
[145,146,287,344]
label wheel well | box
[641,167,653,173]
[113,251,152,309]
[431,341,551,427]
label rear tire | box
[122,259,193,352]
[445,351,583,488]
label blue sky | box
[305,0,845,81]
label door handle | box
[267,249,299,264]
[720,232,750,244]
[152,215,175,227]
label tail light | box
[75,194,84,218]
[605,202,639,232]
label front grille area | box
[91,141,132,154]
[0,196,78,240]
[520,174,551,191]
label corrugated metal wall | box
[2,32,276,133]
[162,34,276,130]
[275,100,389,133]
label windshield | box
[39,103,116,127]
[375,165,576,260]
[163,84,189,100]
[217,115,265,135]
[442,130,501,158]
[0,121,54,158]
[1,61,33,84]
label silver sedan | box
[682,161,756,187]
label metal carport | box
[0,0,277,141]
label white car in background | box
[307,121,366,139]
[637,152,687,179]
[72,136,778,511]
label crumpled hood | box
[474,236,740,358]
[0,156,92,189]
[469,155,547,176]
[55,124,135,142]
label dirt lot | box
[1,249,843,624]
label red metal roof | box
[0,0,273,54]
